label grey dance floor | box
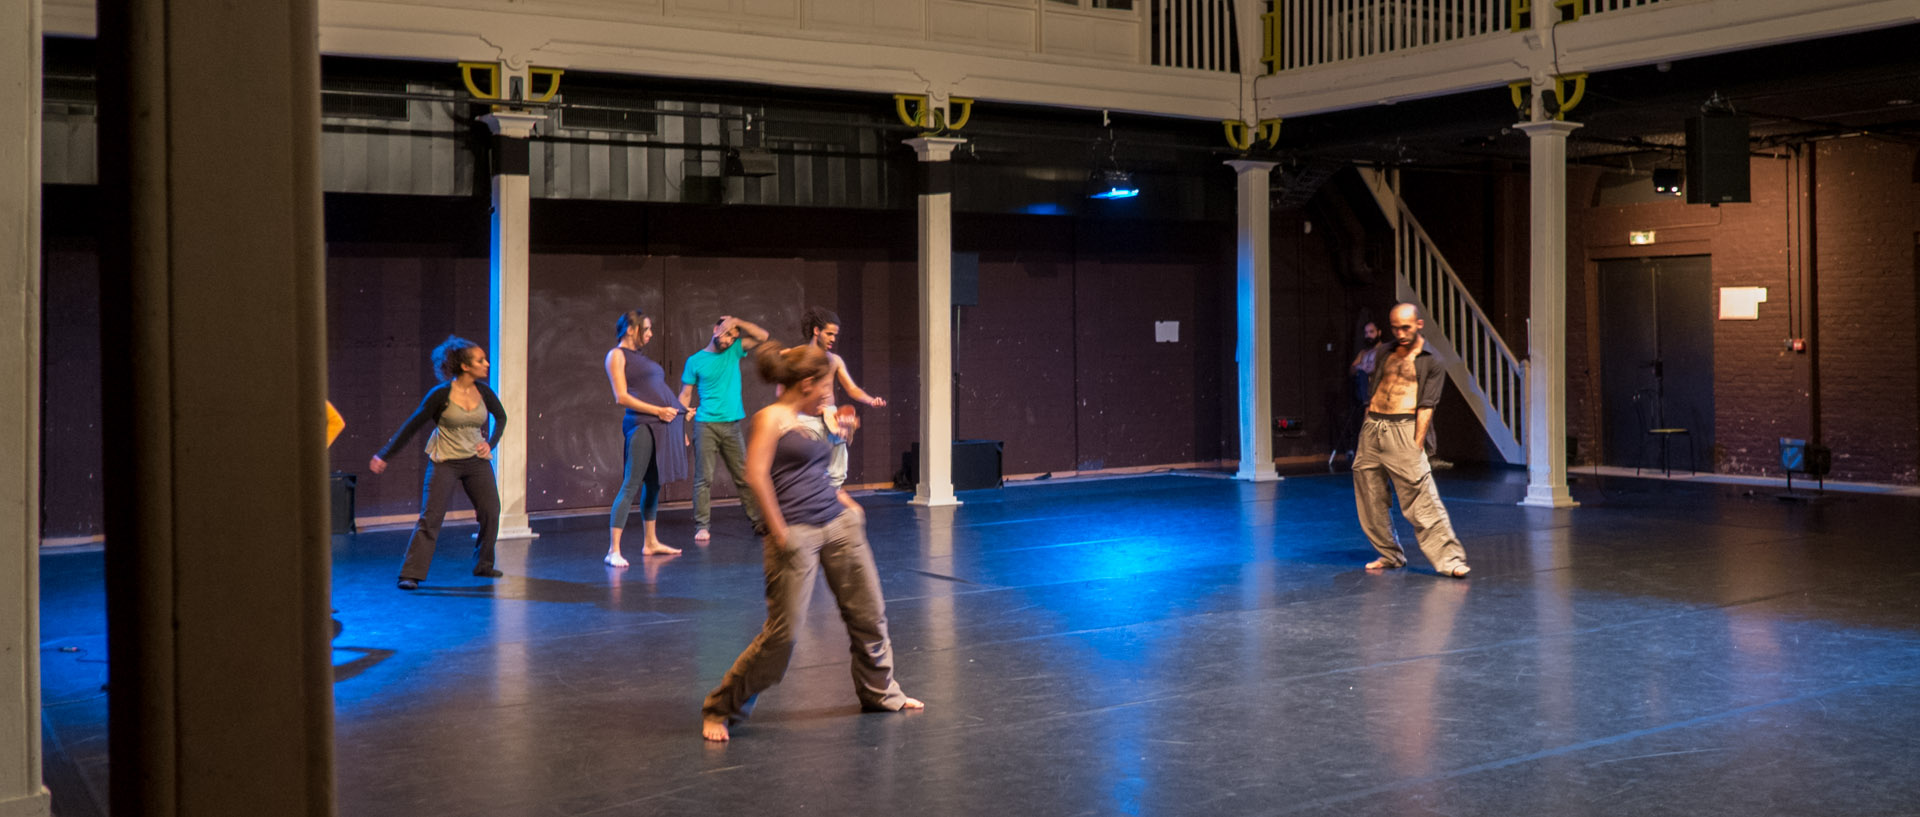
[39,467,1920,816]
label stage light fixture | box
[1652,168,1683,196]
[1085,109,1140,200]
[1089,169,1140,200]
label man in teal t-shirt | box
[678,315,769,541]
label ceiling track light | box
[1086,110,1140,201]
[1089,169,1139,200]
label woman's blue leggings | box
[610,424,660,528]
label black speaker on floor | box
[329,472,357,535]
[901,440,1003,490]
[953,439,1003,490]
[1685,114,1750,204]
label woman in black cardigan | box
[369,336,508,590]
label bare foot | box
[1446,564,1471,578]
[603,552,629,568]
[899,697,925,710]
[642,542,682,556]
[701,716,730,742]
[1364,558,1403,570]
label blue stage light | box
[1088,170,1139,199]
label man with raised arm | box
[678,315,770,543]
[1352,303,1471,578]
[799,307,884,489]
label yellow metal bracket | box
[1260,11,1281,75]
[459,61,564,110]
[894,94,973,135]
[529,67,564,103]
[458,61,500,101]
[1551,72,1587,119]
[1510,73,1588,121]
[1511,0,1584,31]
[1223,118,1282,152]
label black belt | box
[1367,411,1415,421]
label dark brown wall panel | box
[325,248,491,518]
[41,239,104,539]
[1071,218,1232,470]
[42,196,1247,536]
[954,215,1078,476]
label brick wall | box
[1811,140,1920,483]
[1567,138,1918,483]
[1397,139,1917,484]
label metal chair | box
[1632,389,1694,476]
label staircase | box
[1357,168,1525,463]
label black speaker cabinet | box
[903,440,1003,490]
[953,252,979,307]
[1685,114,1750,204]
[329,472,357,535]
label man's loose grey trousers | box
[1352,415,1468,573]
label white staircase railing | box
[1359,168,1525,463]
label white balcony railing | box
[1266,0,1508,71]
[1151,0,1243,72]
[1264,0,1677,73]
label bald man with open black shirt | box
[1353,303,1471,578]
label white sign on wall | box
[1718,286,1768,320]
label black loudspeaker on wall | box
[1685,114,1751,205]
[952,252,979,307]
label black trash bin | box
[329,472,357,535]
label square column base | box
[1519,486,1579,508]
[0,789,52,817]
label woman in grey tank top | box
[700,343,922,741]
[368,336,508,590]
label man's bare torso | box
[1367,349,1420,415]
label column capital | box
[481,111,547,139]
[904,136,966,162]
[1514,120,1583,138]
[1225,158,1279,174]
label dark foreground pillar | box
[97,1,335,814]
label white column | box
[1517,120,1581,508]
[1228,160,1280,482]
[1,0,50,812]
[482,112,545,539]
[906,137,965,507]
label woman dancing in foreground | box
[701,342,923,741]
